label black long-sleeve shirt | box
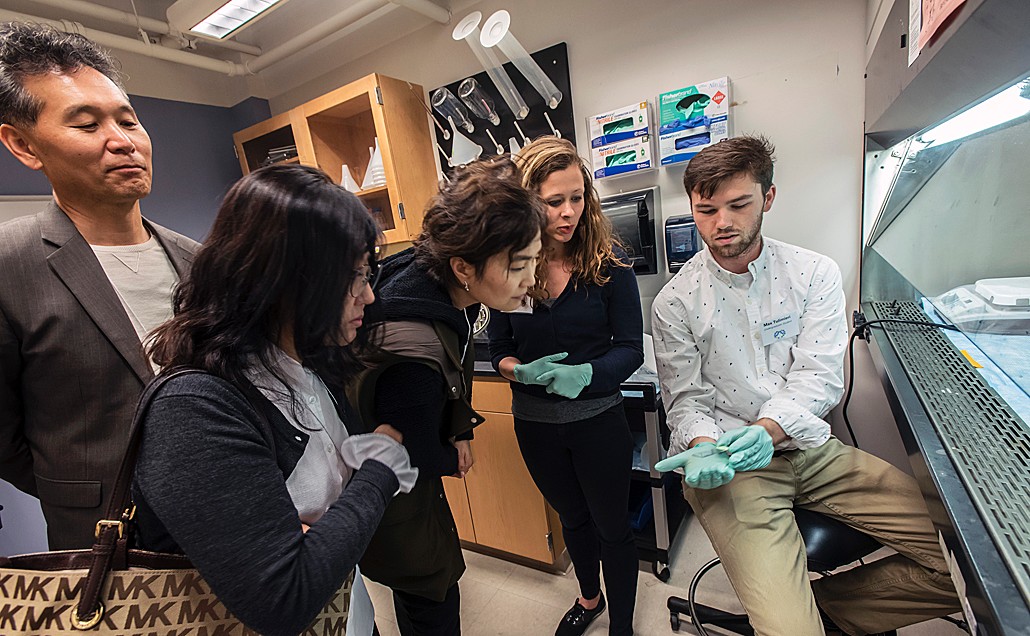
[488,255,644,400]
[132,373,398,636]
[373,361,460,477]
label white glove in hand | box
[341,434,418,494]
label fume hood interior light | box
[167,0,285,40]
[917,78,1030,149]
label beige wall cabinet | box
[233,74,438,245]
[442,377,568,569]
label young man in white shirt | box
[652,136,960,635]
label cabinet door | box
[442,476,476,543]
[233,109,300,174]
[466,411,554,563]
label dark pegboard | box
[430,42,574,172]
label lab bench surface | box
[864,300,1030,634]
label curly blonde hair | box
[515,136,625,299]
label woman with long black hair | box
[131,164,417,636]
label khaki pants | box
[683,438,961,636]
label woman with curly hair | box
[488,137,643,636]
[352,156,544,636]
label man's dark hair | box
[683,135,776,198]
[0,21,123,126]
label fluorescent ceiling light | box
[167,0,286,40]
[917,77,1030,149]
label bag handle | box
[73,367,200,630]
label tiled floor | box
[364,515,968,635]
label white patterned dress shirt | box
[652,237,848,456]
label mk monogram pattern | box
[0,568,352,635]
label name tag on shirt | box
[761,313,799,346]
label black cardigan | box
[132,372,398,636]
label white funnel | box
[361,138,387,189]
[341,164,360,193]
[448,117,483,167]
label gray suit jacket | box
[0,202,197,549]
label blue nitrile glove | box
[513,352,569,385]
[717,425,774,472]
[537,363,593,399]
[655,443,735,489]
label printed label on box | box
[590,136,652,179]
[657,77,731,166]
[588,102,650,148]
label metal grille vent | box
[869,300,1030,604]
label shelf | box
[235,73,441,246]
[238,122,296,174]
[356,185,388,198]
[258,156,300,168]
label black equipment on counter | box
[664,215,700,273]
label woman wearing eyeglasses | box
[132,164,417,636]
[350,158,544,636]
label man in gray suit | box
[0,23,198,549]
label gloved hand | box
[538,363,593,399]
[717,425,774,472]
[341,433,419,494]
[655,443,735,489]
[514,352,569,385]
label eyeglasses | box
[349,267,373,298]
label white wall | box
[268,0,910,467]
[0,196,50,224]
[270,0,868,322]
[866,0,897,64]
[266,0,911,467]
[0,482,47,557]
[114,53,260,108]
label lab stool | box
[667,507,891,635]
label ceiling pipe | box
[244,0,393,73]
[0,8,248,75]
[4,0,448,77]
[388,0,450,23]
[28,0,262,56]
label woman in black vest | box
[352,158,543,636]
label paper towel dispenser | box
[664,215,701,272]
[600,187,658,275]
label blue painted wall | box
[0,95,270,241]
[0,95,269,555]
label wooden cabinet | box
[233,74,439,245]
[443,377,567,569]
